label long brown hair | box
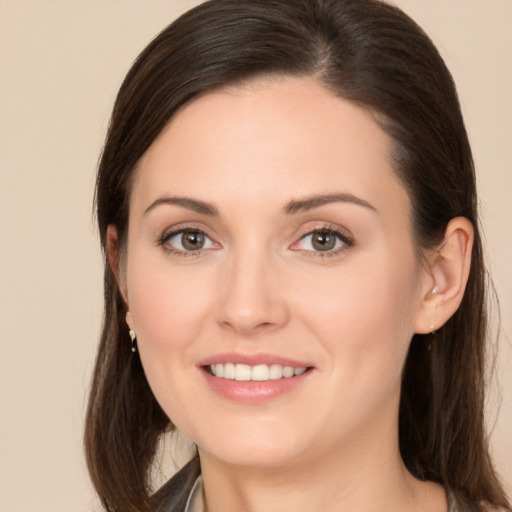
[85,1,510,510]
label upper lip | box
[197,352,313,368]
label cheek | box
[296,251,421,376]
[304,251,417,323]
[125,258,215,426]
[291,254,421,440]
[127,258,211,349]
[124,253,217,411]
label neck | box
[198,416,447,512]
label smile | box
[199,354,313,403]
[209,363,307,381]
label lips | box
[198,353,313,403]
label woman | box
[84,0,511,511]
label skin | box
[109,76,473,512]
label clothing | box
[155,457,464,512]
[155,457,201,512]
[184,476,204,512]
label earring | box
[129,329,137,353]
[429,287,438,335]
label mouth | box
[204,363,310,381]
[198,354,314,403]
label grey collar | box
[184,476,204,512]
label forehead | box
[133,76,409,222]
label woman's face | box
[122,77,431,468]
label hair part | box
[85,1,510,510]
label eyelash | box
[158,225,217,258]
[292,226,354,258]
[157,224,354,258]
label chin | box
[190,417,312,468]
[200,441,305,469]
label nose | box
[215,248,290,336]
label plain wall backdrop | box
[0,1,510,511]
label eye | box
[162,228,218,254]
[293,228,353,254]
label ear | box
[126,310,134,331]
[413,217,474,334]
[107,226,135,332]
[106,225,128,303]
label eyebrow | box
[144,196,219,216]
[143,192,376,217]
[282,193,377,215]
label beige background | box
[0,1,510,511]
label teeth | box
[224,363,235,379]
[283,366,294,378]
[209,363,307,381]
[269,364,283,380]
[252,364,269,381]
[235,364,252,381]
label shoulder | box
[153,456,201,512]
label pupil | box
[312,231,335,251]
[182,230,204,250]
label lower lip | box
[200,368,312,404]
